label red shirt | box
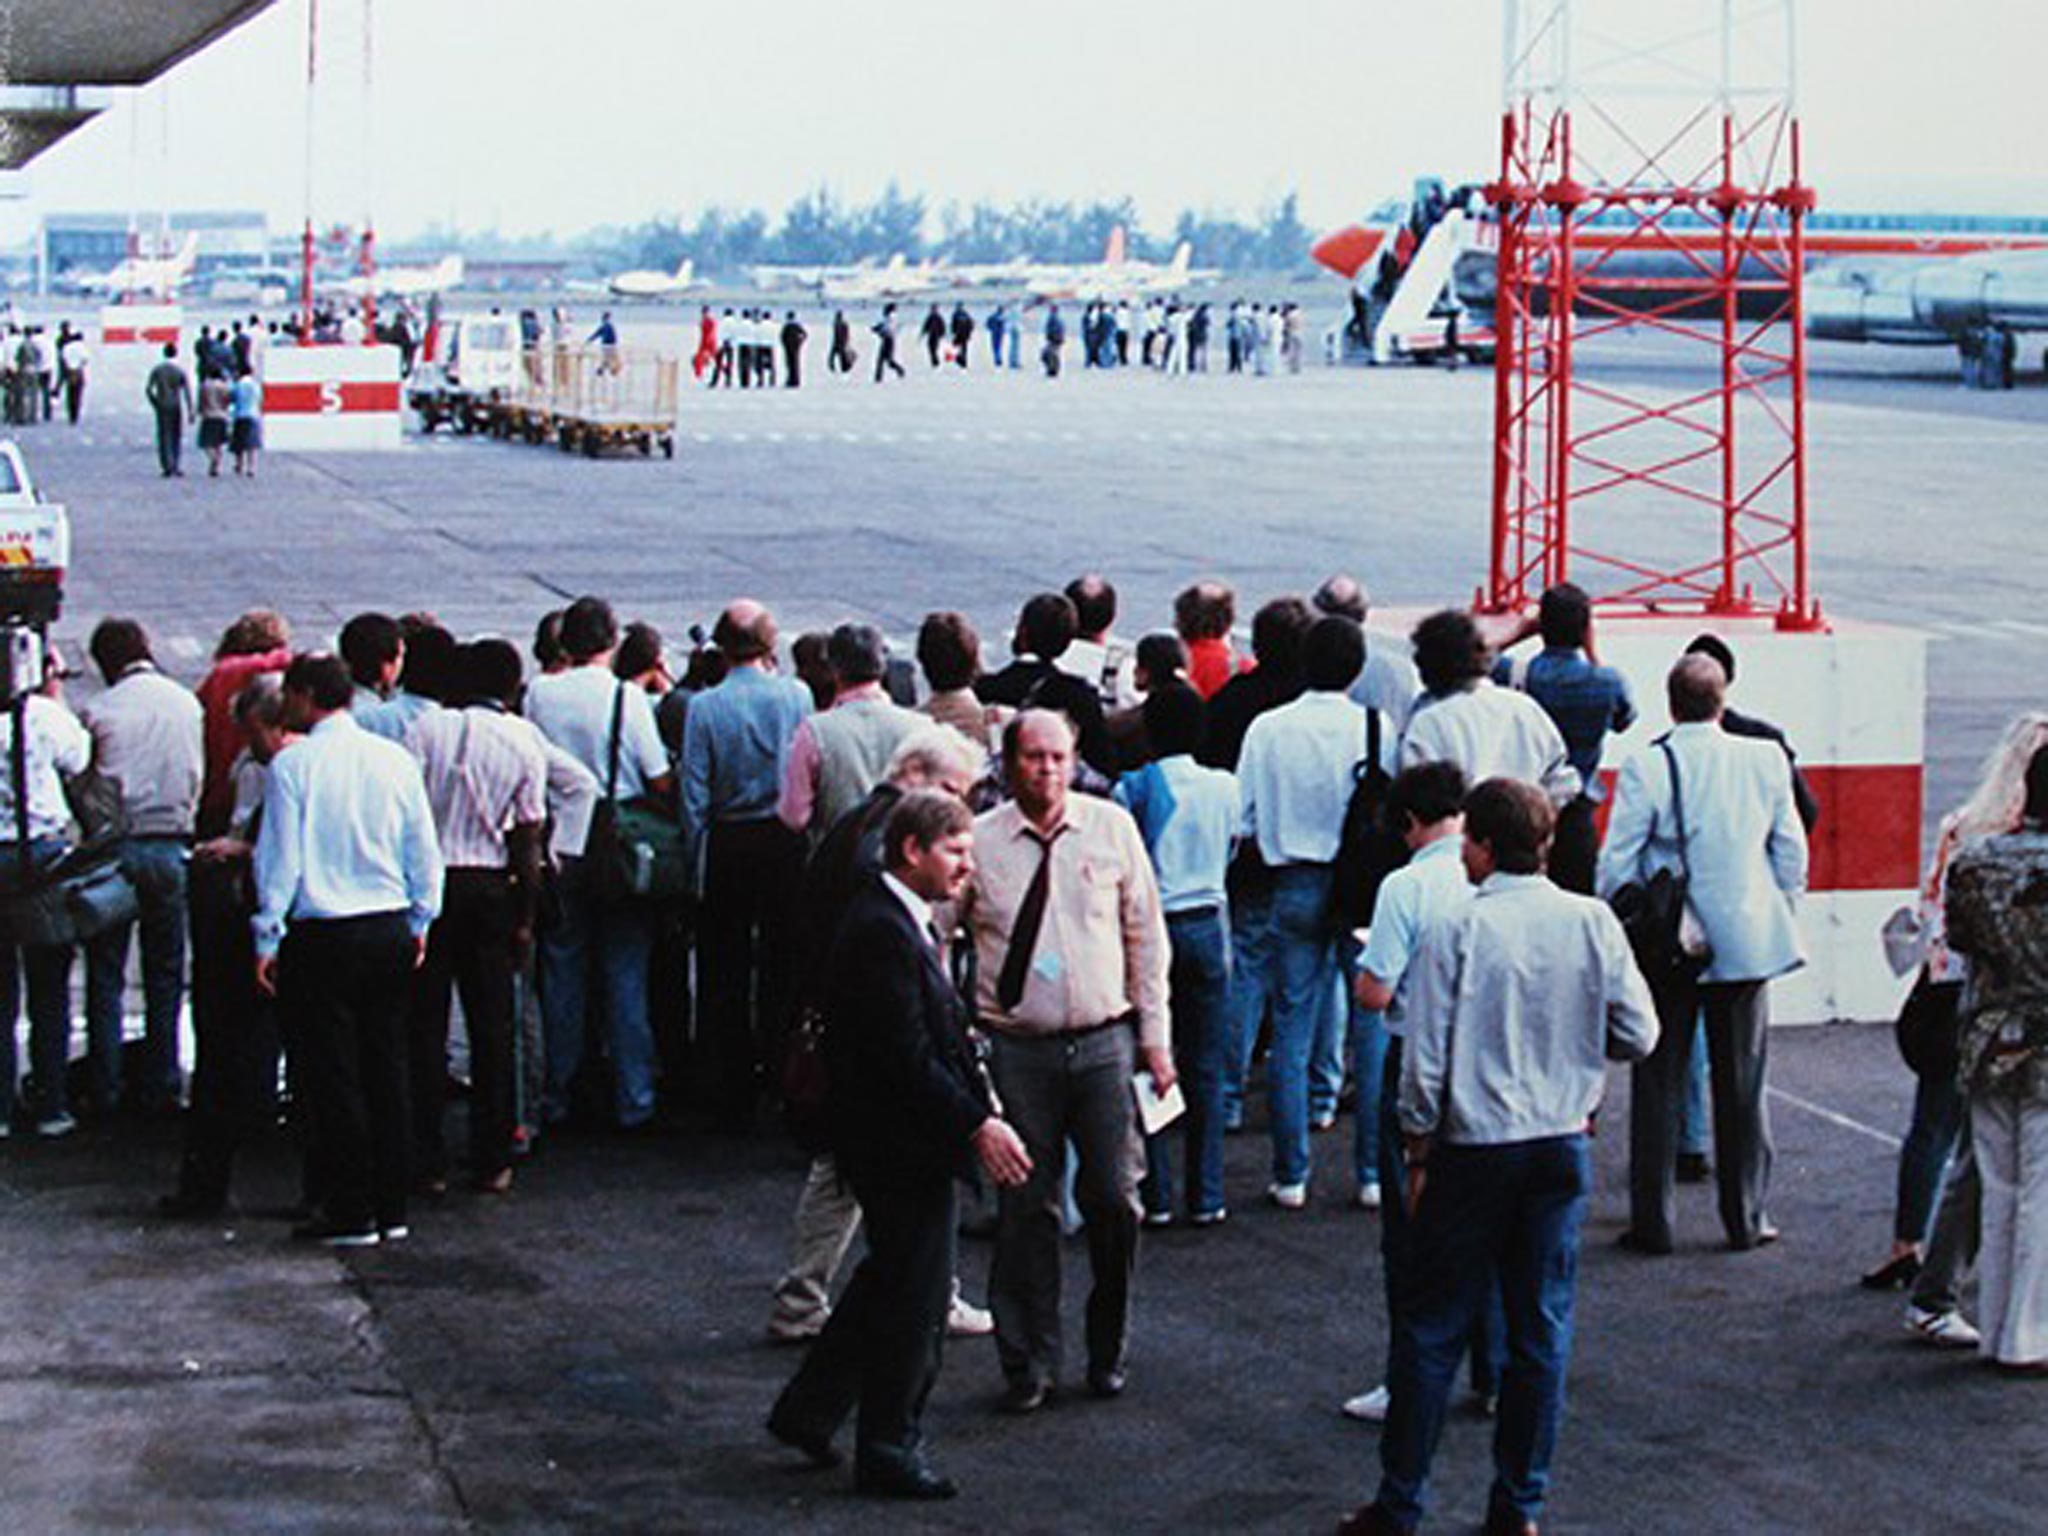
[195,647,291,836]
[1186,637,1245,701]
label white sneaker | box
[946,1295,994,1338]
[1341,1385,1390,1422]
[765,1308,827,1343]
[1905,1305,1982,1349]
[1267,1181,1308,1210]
[36,1113,76,1140]
[1356,1181,1383,1211]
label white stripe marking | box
[1766,1086,1901,1150]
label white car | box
[0,440,37,506]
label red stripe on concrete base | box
[1592,761,1920,894]
[263,381,404,415]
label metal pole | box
[1786,118,1814,627]
[301,0,320,344]
[359,0,377,338]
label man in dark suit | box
[767,791,1032,1499]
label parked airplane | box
[819,254,937,302]
[1022,230,1214,300]
[70,231,199,299]
[606,257,702,300]
[1314,177,2048,375]
[335,253,465,301]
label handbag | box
[585,683,691,905]
[1610,739,1711,986]
[1894,970,1963,1082]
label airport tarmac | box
[1,311,2044,1531]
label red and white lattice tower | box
[1483,0,1821,630]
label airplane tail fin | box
[1169,241,1190,276]
[439,255,465,287]
[1104,226,1127,267]
[675,257,694,284]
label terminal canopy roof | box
[0,1,279,167]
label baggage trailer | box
[483,346,677,458]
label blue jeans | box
[1312,958,1347,1125]
[84,836,190,1110]
[1144,906,1231,1219]
[1379,1134,1591,1530]
[1679,1024,1709,1157]
[0,939,76,1126]
[1377,1038,1504,1393]
[1343,933,1386,1188]
[1267,864,1336,1188]
[539,855,656,1127]
[1897,1068,1967,1245]
[1223,876,1277,1128]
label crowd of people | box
[0,319,92,427]
[141,321,267,480]
[684,297,1310,387]
[0,570,2040,1529]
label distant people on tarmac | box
[871,304,904,382]
[146,342,194,478]
[781,311,807,389]
[920,305,946,369]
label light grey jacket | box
[1596,720,1808,984]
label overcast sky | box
[15,0,2048,249]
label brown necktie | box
[995,829,1061,1012]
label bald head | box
[714,599,777,663]
[1313,573,1369,624]
[1667,653,1727,723]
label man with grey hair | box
[768,726,989,1343]
[779,623,925,844]
[1598,651,1808,1255]
[1315,572,1422,737]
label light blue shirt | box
[252,711,443,958]
[1358,834,1474,1039]
[1238,689,1390,867]
[354,689,438,744]
[680,663,813,841]
[1114,753,1239,914]
[1400,872,1658,1145]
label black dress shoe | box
[1335,1502,1410,1536]
[1860,1251,1920,1291]
[765,1408,841,1469]
[1615,1228,1673,1256]
[855,1457,957,1501]
[1675,1151,1711,1184]
[1086,1366,1127,1399]
[1000,1377,1052,1414]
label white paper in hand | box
[1133,1072,1186,1137]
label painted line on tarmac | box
[1766,1085,1902,1149]
[1993,620,2048,639]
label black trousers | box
[873,337,903,381]
[179,856,282,1205]
[281,912,415,1231]
[699,818,804,1127]
[154,411,183,474]
[408,869,518,1182]
[782,341,801,388]
[772,1170,957,1467]
[1549,796,1599,896]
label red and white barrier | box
[1377,610,1927,1024]
[261,344,403,451]
[98,303,181,348]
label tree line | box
[567,186,1319,277]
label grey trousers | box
[1629,978,1773,1249]
[770,1154,863,1327]
[987,1026,1143,1388]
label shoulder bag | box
[585,683,691,905]
[1609,739,1711,986]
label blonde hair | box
[1947,711,2048,845]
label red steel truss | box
[1482,2,1823,629]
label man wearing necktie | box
[966,709,1174,1414]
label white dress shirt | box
[79,663,204,836]
[1400,679,1580,806]
[524,665,667,856]
[1238,689,1387,866]
[0,694,92,843]
[252,711,443,957]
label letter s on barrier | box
[320,380,343,414]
